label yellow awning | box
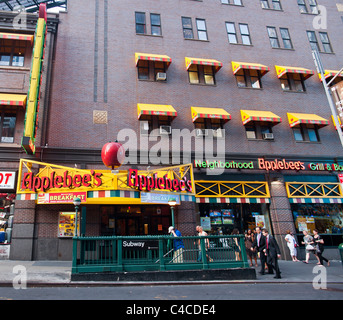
[0,94,27,108]
[137,103,177,120]
[0,32,33,44]
[135,53,172,69]
[318,69,343,81]
[191,107,231,123]
[232,61,270,77]
[332,115,342,130]
[241,110,282,126]
[287,113,329,128]
[275,65,314,80]
[185,57,223,73]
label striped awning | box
[196,197,270,204]
[0,94,27,108]
[185,57,223,73]
[275,65,314,80]
[287,113,329,128]
[318,69,343,81]
[137,103,177,120]
[0,32,34,44]
[135,53,172,69]
[289,198,343,204]
[232,61,270,77]
[191,106,231,123]
[332,115,343,130]
[241,110,282,126]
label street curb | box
[1,280,343,287]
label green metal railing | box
[72,235,249,274]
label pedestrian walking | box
[301,230,319,264]
[251,226,273,275]
[168,226,184,263]
[231,228,241,261]
[245,229,258,267]
[313,229,330,267]
[195,225,213,262]
[285,230,299,262]
[262,228,282,279]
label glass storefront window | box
[198,203,271,235]
[291,203,343,246]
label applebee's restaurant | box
[12,157,195,260]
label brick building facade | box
[2,1,343,260]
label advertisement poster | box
[38,192,87,204]
[254,215,265,228]
[201,217,211,231]
[58,212,78,237]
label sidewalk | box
[0,259,342,286]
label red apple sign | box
[101,141,125,169]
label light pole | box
[312,50,343,148]
[168,198,177,228]
[73,196,81,237]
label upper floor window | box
[226,22,251,45]
[182,17,208,41]
[221,0,243,5]
[261,0,282,10]
[280,73,306,92]
[307,31,333,53]
[188,64,215,85]
[0,39,26,67]
[293,124,320,142]
[135,12,162,36]
[267,26,293,49]
[235,69,262,89]
[297,0,318,14]
[0,112,16,143]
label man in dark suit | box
[251,226,272,275]
[262,228,282,279]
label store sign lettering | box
[0,171,16,189]
[308,163,343,172]
[21,170,103,192]
[128,168,193,192]
[194,160,254,170]
[258,158,305,171]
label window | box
[267,27,293,49]
[136,12,162,36]
[261,0,282,10]
[280,73,306,92]
[151,14,162,36]
[182,17,194,39]
[292,124,320,142]
[137,60,166,81]
[188,64,215,85]
[182,17,208,40]
[307,31,333,53]
[195,118,225,138]
[280,28,293,49]
[0,112,16,143]
[226,22,251,45]
[319,32,333,53]
[297,0,318,14]
[135,12,146,34]
[267,27,280,48]
[221,0,243,5]
[307,31,319,51]
[235,69,262,89]
[140,116,171,135]
[0,39,26,67]
[196,19,208,41]
[245,123,273,140]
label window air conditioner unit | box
[213,128,223,138]
[196,128,209,137]
[160,125,172,134]
[140,121,149,135]
[263,133,274,140]
[156,72,167,81]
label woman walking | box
[313,229,330,267]
[301,230,319,264]
[245,229,258,267]
[285,230,299,262]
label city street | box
[0,282,343,301]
